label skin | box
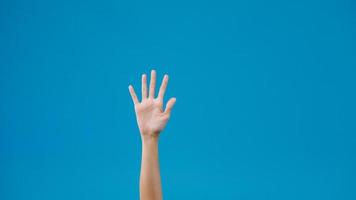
[128,69,176,200]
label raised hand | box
[128,69,176,138]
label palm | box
[135,99,168,135]
[128,70,176,137]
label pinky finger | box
[128,85,139,105]
[164,97,176,114]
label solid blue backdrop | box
[1,0,355,199]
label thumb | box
[164,97,176,114]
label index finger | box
[158,74,168,100]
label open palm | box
[128,70,176,137]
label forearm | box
[140,135,162,200]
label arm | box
[128,69,176,200]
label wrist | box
[141,132,160,142]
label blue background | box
[1,0,356,199]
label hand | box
[128,70,176,138]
